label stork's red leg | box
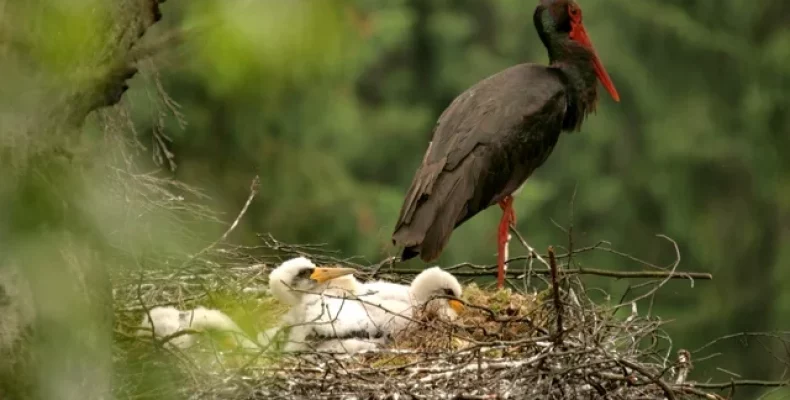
[497,196,516,288]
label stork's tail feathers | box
[392,222,447,263]
[392,172,474,263]
[400,245,420,262]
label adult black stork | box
[391,0,619,288]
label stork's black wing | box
[392,63,569,261]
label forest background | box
[1,0,789,398]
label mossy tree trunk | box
[0,1,167,398]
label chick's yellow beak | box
[448,299,465,314]
[310,267,357,283]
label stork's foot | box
[496,196,516,289]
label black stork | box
[391,0,619,288]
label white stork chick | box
[408,267,465,321]
[263,257,409,353]
[137,306,257,350]
[137,306,190,347]
[361,280,411,303]
[284,267,465,354]
[362,267,465,321]
[268,256,360,307]
[260,256,361,346]
[284,294,404,354]
[269,258,464,322]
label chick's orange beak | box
[448,299,465,314]
[310,267,357,283]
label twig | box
[416,350,550,384]
[618,359,676,400]
[613,234,682,310]
[136,268,155,343]
[216,175,260,245]
[364,256,398,278]
[548,247,563,344]
[683,379,790,389]
[675,386,726,399]
[692,331,790,354]
[509,227,550,268]
[158,328,202,347]
[180,175,260,268]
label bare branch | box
[684,379,790,389]
[180,175,260,268]
[380,267,712,280]
[619,359,676,400]
[548,246,564,344]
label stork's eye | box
[567,4,581,21]
[443,288,455,296]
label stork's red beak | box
[570,23,620,102]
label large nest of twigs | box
[232,275,690,400]
[112,232,760,400]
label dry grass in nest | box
[457,283,549,341]
[386,283,549,355]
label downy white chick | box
[283,266,465,354]
[259,256,360,347]
[267,256,359,307]
[137,306,257,350]
[362,267,465,321]
[408,266,465,321]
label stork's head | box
[268,257,359,305]
[534,0,619,102]
[410,267,464,320]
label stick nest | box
[111,239,738,400]
[232,283,692,400]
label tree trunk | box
[0,1,167,398]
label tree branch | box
[683,379,790,389]
[380,267,712,280]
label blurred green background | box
[2,0,789,398]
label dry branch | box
[182,175,260,268]
[380,267,712,280]
[548,246,564,344]
[685,379,790,389]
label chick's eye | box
[298,268,313,278]
[443,288,455,296]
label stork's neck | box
[545,39,600,131]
